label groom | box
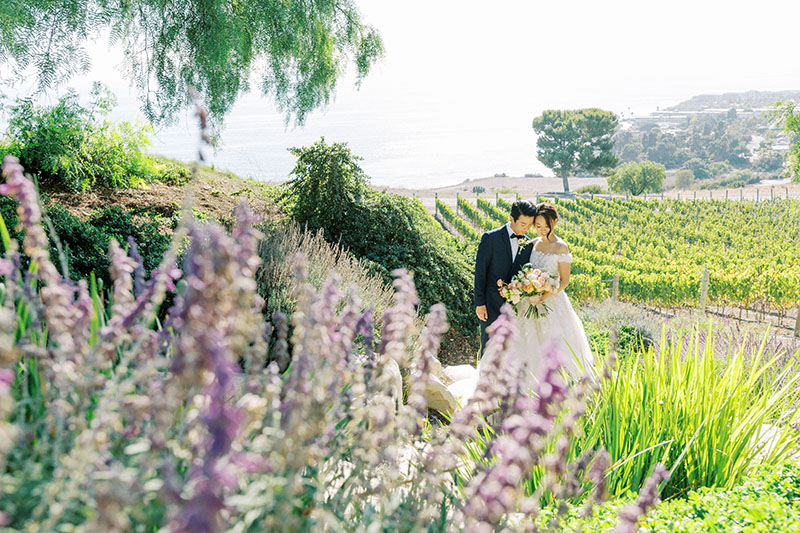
[474,199,537,356]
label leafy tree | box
[0,84,184,191]
[619,143,642,162]
[708,161,730,178]
[674,169,694,189]
[683,157,711,180]
[607,161,665,195]
[280,139,476,335]
[646,136,688,169]
[770,101,799,181]
[752,150,784,172]
[532,108,619,192]
[0,0,384,127]
[281,138,368,237]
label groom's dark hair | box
[510,200,537,220]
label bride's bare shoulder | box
[553,239,570,255]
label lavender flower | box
[404,303,448,436]
[616,463,670,533]
[378,269,419,367]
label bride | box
[441,201,595,409]
[510,202,595,382]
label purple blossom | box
[378,269,419,367]
[405,303,448,436]
[616,464,670,533]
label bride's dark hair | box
[536,202,558,239]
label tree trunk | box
[560,170,570,193]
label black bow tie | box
[510,234,525,239]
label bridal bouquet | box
[497,264,558,319]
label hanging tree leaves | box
[0,0,384,127]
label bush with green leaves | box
[696,169,760,190]
[674,168,695,189]
[753,150,785,172]
[0,197,170,285]
[1,84,188,191]
[281,138,477,335]
[575,185,605,195]
[607,161,666,195]
[540,462,800,531]
[682,157,712,180]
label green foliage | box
[1,86,188,191]
[682,157,711,180]
[581,327,800,499]
[540,462,800,531]
[753,150,785,172]
[616,113,756,171]
[532,108,619,192]
[0,0,384,127]
[0,198,170,285]
[281,140,476,335]
[695,170,760,190]
[607,161,666,195]
[708,161,730,177]
[281,137,369,237]
[674,169,694,189]
[471,186,485,194]
[575,185,605,195]
[457,195,495,232]
[774,102,800,182]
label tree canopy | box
[0,0,384,127]
[774,102,800,182]
[532,108,618,192]
[607,161,666,196]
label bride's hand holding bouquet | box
[497,264,558,319]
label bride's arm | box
[556,261,570,292]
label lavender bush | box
[0,154,669,531]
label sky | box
[3,0,799,185]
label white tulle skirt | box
[441,292,595,410]
[512,292,595,384]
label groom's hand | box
[476,305,488,322]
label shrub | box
[0,197,170,285]
[753,150,785,172]
[256,221,395,320]
[281,139,477,336]
[708,161,730,177]
[682,157,711,180]
[575,185,605,194]
[1,84,188,191]
[607,161,665,195]
[695,170,759,190]
[674,168,694,189]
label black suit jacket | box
[512,241,535,274]
[474,226,517,324]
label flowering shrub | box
[0,154,684,531]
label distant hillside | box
[667,90,800,112]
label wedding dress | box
[439,250,595,411]
[511,250,595,384]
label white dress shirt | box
[505,223,519,260]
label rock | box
[424,363,479,414]
[442,364,478,383]
[384,358,403,410]
[426,374,458,413]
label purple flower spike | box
[405,303,448,435]
[616,463,670,532]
